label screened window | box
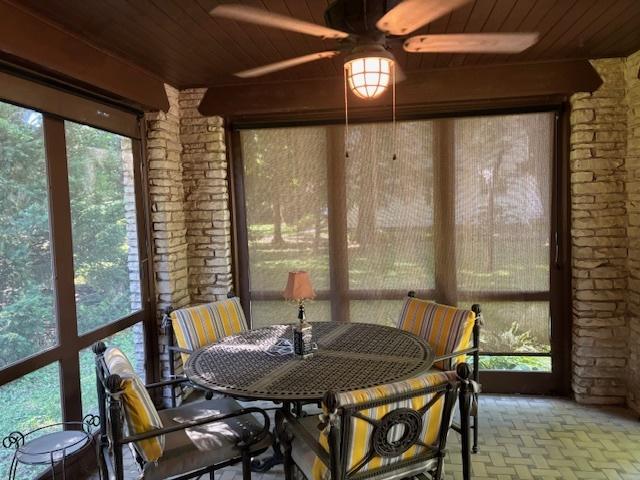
[66,122,142,334]
[0,104,55,368]
[0,74,152,477]
[239,112,554,371]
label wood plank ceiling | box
[13,0,640,89]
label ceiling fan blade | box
[377,0,472,36]
[210,4,349,40]
[234,51,340,78]
[403,33,539,53]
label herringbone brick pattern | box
[87,395,640,480]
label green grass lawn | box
[0,327,138,479]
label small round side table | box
[3,414,100,480]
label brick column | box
[179,88,233,303]
[625,50,640,412]
[144,86,234,406]
[145,85,189,405]
[570,59,628,405]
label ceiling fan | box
[210,0,539,99]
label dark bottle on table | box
[293,302,313,358]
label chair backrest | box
[170,296,248,364]
[94,344,164,464]
[397,296,475,370]
[317,370,458,480]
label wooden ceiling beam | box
[199,59,602,120]
[0,0,169,112]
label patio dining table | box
[184,321,435,402]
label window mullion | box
[43,114,82,422]
[432,119,458,306]
[326,126,350,322]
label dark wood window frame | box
[0,68,158,423]
[227,102,571,395]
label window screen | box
[240,112,554,370]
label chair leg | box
[457,366,472,480]
[241,449,252,480]
[472,393,479,454]
[276,411,294,480]
[433,454,445,480]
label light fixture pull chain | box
[392,62,397,161]
[344,65,349,158]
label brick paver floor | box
[86,395,640,480]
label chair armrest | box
[167,345,194,355]
[281,411,331,466]
[434,347,478,362]
[120,407,271,447]
[145,377,190,390]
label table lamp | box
[283,271,316,357]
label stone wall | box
[146,85,189,403]
[179,89,233,303]
[570,51,640,412]
[625,50,640,412]
[570,58,629,405]
[144,86,233,406]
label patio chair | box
[276,365,475,480]
[163,293,248,405]
[397,292,482,453]
[93,341,271,480]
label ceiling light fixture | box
[344,48,394,99]
[343,46,398,161]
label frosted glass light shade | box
[345,56,393,99]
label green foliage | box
[0,102,142,473]
[0,106,136,368]
[480,355,551,372]
[481,321,546,354]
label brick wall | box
[570,58,629,405]
[179,89,233,304]
[625,50,640,412]
[144,86,233,406]
[570,51,640,412]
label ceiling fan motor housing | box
[325,0,398,36]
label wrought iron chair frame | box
[92,342,271,480]
[277,364,475,480]
[407,291,482,453]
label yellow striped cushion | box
[171,297,248,364]
[311,370,455,479]
[397,297,475,370]
[104,347,164,463]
